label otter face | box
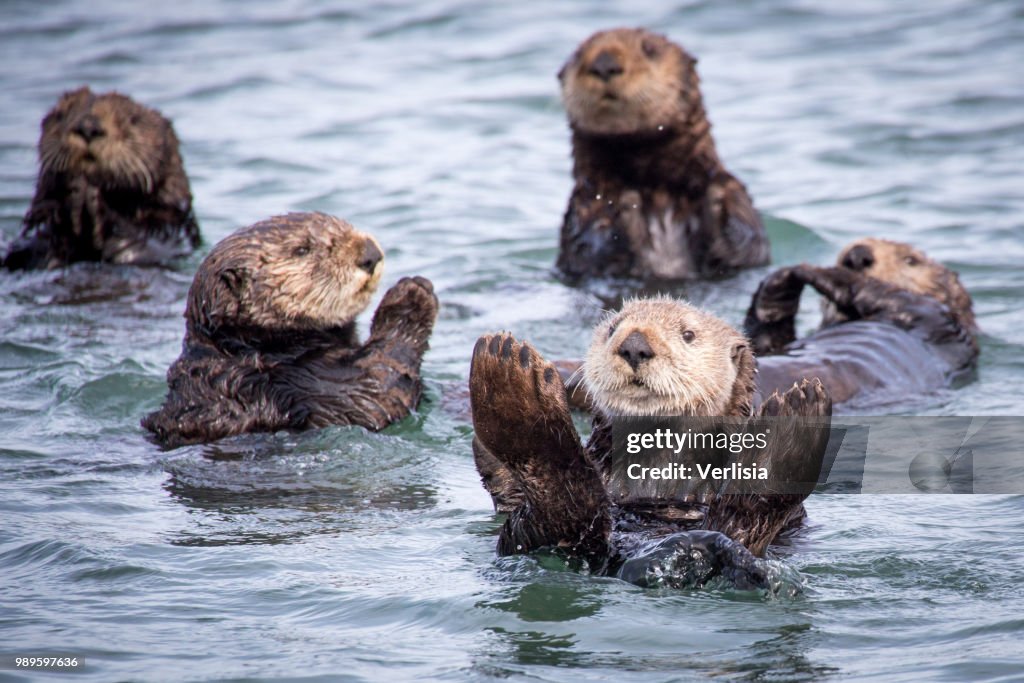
[583,298,749,417]
[38,86,173,193]
[187,212,384,338]
[836,238,975,328]
[559,28,698,136]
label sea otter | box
[557,28,769,282]
[744,238,978,407]
[143,212,438,448]
[470,298,831,589]
[3,87,200,270]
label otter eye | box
[904,255,920,266]
[607,320,620,339]
[129,114,141,125]
[641,38,661,59]
[682,330,696,343]
[292,245,311,258]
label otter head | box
[559,28,702,136]
[185,212,384,345]
[583,298,756,417]
[38,86,177,194]
[832,238,976,330]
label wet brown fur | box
[470,299,832,585]
[557,28,769,282]
[4,86,200,270]
[827,238,976,331]
[745,238,978,407]
[143,212,438,447]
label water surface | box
[1,1,1023,681]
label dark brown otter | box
[3,86,200,271]
[745,238,978,408]
[470,299,831,589]
[142,212,438,448]
[557,28,769,282]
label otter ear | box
[731,342,748,365]
[217,267,244,295]
[186,265,248,339]
[725,341,757,417]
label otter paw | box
[469,333,573,465]
[760,377,831,419]
[751,267,807,321]
[798,265,864,310]
[371,276,439,337]
[470,333,568,413]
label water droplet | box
[595,194,602,200]
[657,125,664,131]
[631,204,638,209]
[516,544,523,550]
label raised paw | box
[469,333,578,470]
[744,266,807,355]
[752,266,808,320]
[799,266,864,310]
[752,377,832,501]
[370,276,440,339]
[760,377,832,419]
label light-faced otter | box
[744,238,978,407]
[3,87,200,271]
[557,28,769,282]
[142,212,438,448]
[470,298,831,589]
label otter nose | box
[842,244,875,271]
[74,115,104,142]
[588,50,623,81]
[617,331,654,371]
[357,240,383,274]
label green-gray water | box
[1,1,1022,681]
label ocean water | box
[1,1,1023,681]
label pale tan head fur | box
[186,212,384,342]
[38,86,179,194]
[583,298,756,417]
[835,238,976,330]
[559,28,701,136]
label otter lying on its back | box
[143,212,438,447]
[470,298,831,589]
[3,87,200,270]
[557,28,769,282]
[745,238,978,408]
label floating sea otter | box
[744,238,978,408]
[143,212,438,447]
[558,238,978,411]
[3,87,200,270]
[470,298,831,589]
[557,28,770,282]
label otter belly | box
[756,321,948,409]
[640,205,698,280]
